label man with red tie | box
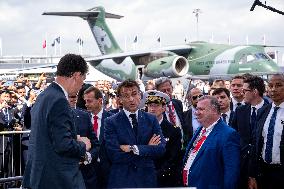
[183,95,240,189]
[83,86,113,188]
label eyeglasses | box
[192,94,203,100]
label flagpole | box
[59,37,62,56]
[55,40,57,56]
[246,35,249,45]
[262,34,266,45]
[45,33,48,57]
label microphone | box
[250,0,260,11]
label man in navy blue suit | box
[83,86,113,188]
[68,94,99,189]
[249,74,284,189]
[231,75,268,189]
[22,54,91,189]
[105,79,166,188]
[212,88,235,126]
[145,90,182,187]
[183,95,240,189]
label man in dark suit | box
[212,88,235,126]
[104,79,166,188]
[249,74,284,189]
[22,54,91,189]
[183,87,203,141]
[68,94,99,189]
[230,75,245,111]
[231,75,268,189]
[83,86,113,188]
[183,95,240,189]
[145,90,182,187]
[155,77,187,147]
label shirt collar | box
[123,108,138,118]
[231,97,244,106]
[93,108,103,119]
[54,81,68,100]
[252,99,264,110]
[272,101,284,109]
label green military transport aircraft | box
[43,6,281,81]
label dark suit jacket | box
[95,110,113,188]
[183,108,194,146]
[155,118,182,187]
[183,119,240,189]
[105,110,166,188]
[22,82,86,189]
[73,108,99,189]
[250,103,284,177]
[232,103,268,163]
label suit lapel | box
[120,111,137,143]
[183,126,202,166]
[190,120,222,169]
[100,110,106,142]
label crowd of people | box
[0,53,284,189]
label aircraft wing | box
[86,45,192,62]
[42,11,123,19]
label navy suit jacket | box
[73,108,99,189]
[250,103,284,177]
[23,82,86,189]
[105,110,166,188]
[183,119,240,189]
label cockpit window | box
[255,53,270,60]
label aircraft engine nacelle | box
[143,55,189,78]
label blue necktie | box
[251,107,257,137]
[265,106,280,163]
[222,113,227,124]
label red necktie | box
[167,104,176,125]
[192,128,207,153]
[183,128,207,186]
[93,115,98,136]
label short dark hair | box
[198,95,221,114]
[154,77,172,89]
[232,75,245,81]
[117,79,140,97]
[56,54,88,77]
[212,88,231,99]
[84,86,103,99]
[244,75,265,97]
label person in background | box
[83,86,113,189]
[230,75,245,111]
[145,90,182,187]
[212,87,235,126]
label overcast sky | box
[1,0,284,63]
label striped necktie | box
[265,106,280,163]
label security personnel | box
[145,90,182,187]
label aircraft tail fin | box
[43,6,123,55]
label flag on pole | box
[77,38,83,46]
[51,40,55,47]
[55,37,61,44]
[262,34,266,45]
[133,36,137,43]
[42,39,46,48]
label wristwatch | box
[83,152,92,165]
[129,145,135,152]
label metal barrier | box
[0,130,30,188]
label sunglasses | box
[192,94,203,100]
